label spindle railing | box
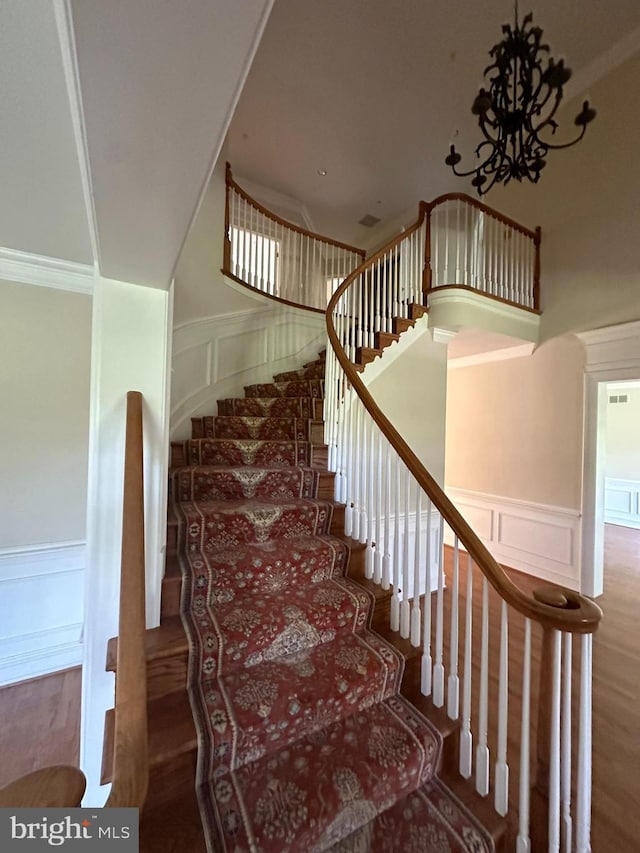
[223,163,364,311]
[426,193,541,310]
[219,168,599,849]
[325,208,600,852]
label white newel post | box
[81,276,172,806]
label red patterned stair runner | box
[173,353,494,852]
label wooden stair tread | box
[102,690,196,786]
[439,771,510,851]
[106,616,186,671]
[140,789,206,853]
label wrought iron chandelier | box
[445,3,596,195]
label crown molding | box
[235,174,315,232]
[0,247,95,294]
[53,0,101,269]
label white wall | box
[82,276,172,806]
[444,336,586,589]
[0,279,91,684]
[604,382,640,528]
[488,53,640,341]
[605,384,640,480]
[364,319,448,487]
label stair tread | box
[140,789,206,853]
[197,629,404,771]
[198,695,441,853]
[102,689,196,785]
[327,777,495,852]
[183,574,373,677]
[106,615,186,671]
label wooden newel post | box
[422,203,432,300]
[223,162,233,273]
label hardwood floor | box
[0,666,81,789]
[0,525,637,851]
[434,524,640,850]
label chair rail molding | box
[577,320,640,597]
[0,540,85,685]
[445,488,582,590]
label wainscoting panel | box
[604,478,640,529]
[0,541,85,685]
[171,301,325,439]
[446,488,581,589]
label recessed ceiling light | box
[317,168,327,176]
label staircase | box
[116,346,503,851]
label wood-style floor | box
[0,666,81,789]
[0,526,638,851]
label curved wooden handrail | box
[326,230,601,635]
[105,390,148,809]
[226,163,366,257]
[221,269,325,315]
[427,191,539,240]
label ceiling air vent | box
[609,394,629,404]
[358,214,381,227]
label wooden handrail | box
[225,163,366,258]
[427,192,538,240]
[326,229,601,636]
[105,391,148,809]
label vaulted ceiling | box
[227,0,640,245]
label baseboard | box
[0,624,83,686]
[0,541,85,685]
[445,488,581,590]
[604,477,640,529]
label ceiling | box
[2,1,639,286]
[0,0,274,287]
[228,0,640,246]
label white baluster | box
[365,415,376,579]
[433,206,439,287]
[447,535,460,719]
[562,632,573,853]
[410,480,422,647]
[391,451,401,631]
[351,400,362,542]
[444,203,450,283]
[373,429,383,585]
[375,257,381,333]
[455,199,461,281]
[517,618,532,853]
[421,498,432,695]
[400,468,411,639]
[459,552,473,778]
[433,514,445,708]
[549,630,562,852]
[382,442,391,590]
[576,634,593,853]
[476,576,490,797]
[359,407,368,544]
[343,387,354,536]
[495,600,509,817]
